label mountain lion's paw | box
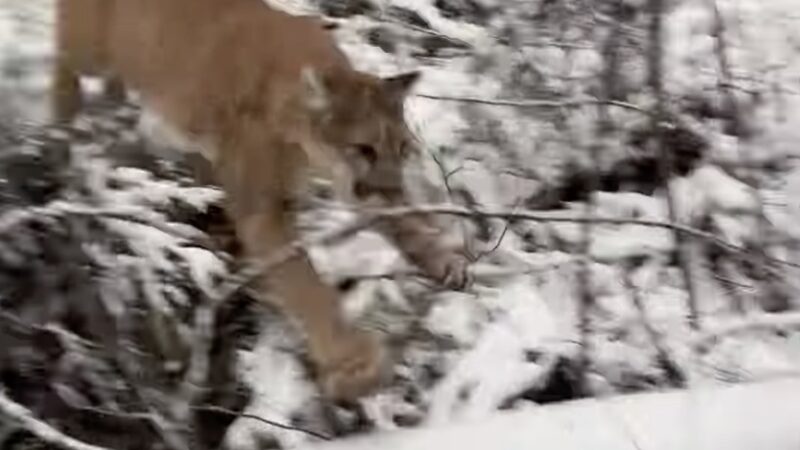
[439,253,473,291]
[317,330,389,402]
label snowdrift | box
[300,377,800,450]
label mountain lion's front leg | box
[376,211,472,290]
[236,205,389,401]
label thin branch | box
[714,259,752,314]
[362,205,800,269]
[622,262,686,387]
[415,93,649,114]
[331,259,574,287]
[482,219,510,257]
[0,391,111,450]
[470,196,520,263]
[694,312,800,348]
[521,40,593,50]
[428,148,475,260]
[172,300,214,423]
[211,203,800,307]
[321,12,472,49]
[380,16,472,49]
[194,405,332,441]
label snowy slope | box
[298,377,800,450]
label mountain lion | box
[54,0,470,400]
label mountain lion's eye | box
[355,144,377,164]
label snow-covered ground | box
[2,0,800,448]
[299,376,800,450]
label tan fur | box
[54,0,470,400]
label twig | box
[712,272,753,291]
[0,390,111,450]
[212,203,800,306]
[428,148,475,260]
[521,39,593,50]
[415,93,649,114]
[363,205,800,269]
[470,196,520,263]
[172,300,214,423]
[332,259,573,286]
[194,405,332,441]
[622,262,686,387]
[321,11,472,49]
[379,15,472,49]
[694,312,800,348]
[647,0,701,330]
[482,219,510,257]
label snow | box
[426,282,560,424]
[298,377,800,450]
[2,0,800,448]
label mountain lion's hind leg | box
[51,61,83,123]
[103,76,127,104]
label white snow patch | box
[226,324,316,450]
[426,280,560,424]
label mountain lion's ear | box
[383,71,420,99]
[301,66,330,111]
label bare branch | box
[622,262,686,387]
[194,405,332,441]
[172,300,214,424]
[0,391,111,450]
[211,203,800,308]
[428,148,476,260]
[321,13,471,49]
[361,205,800,269]
[415,93,649,114]
[694,312,800,348]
